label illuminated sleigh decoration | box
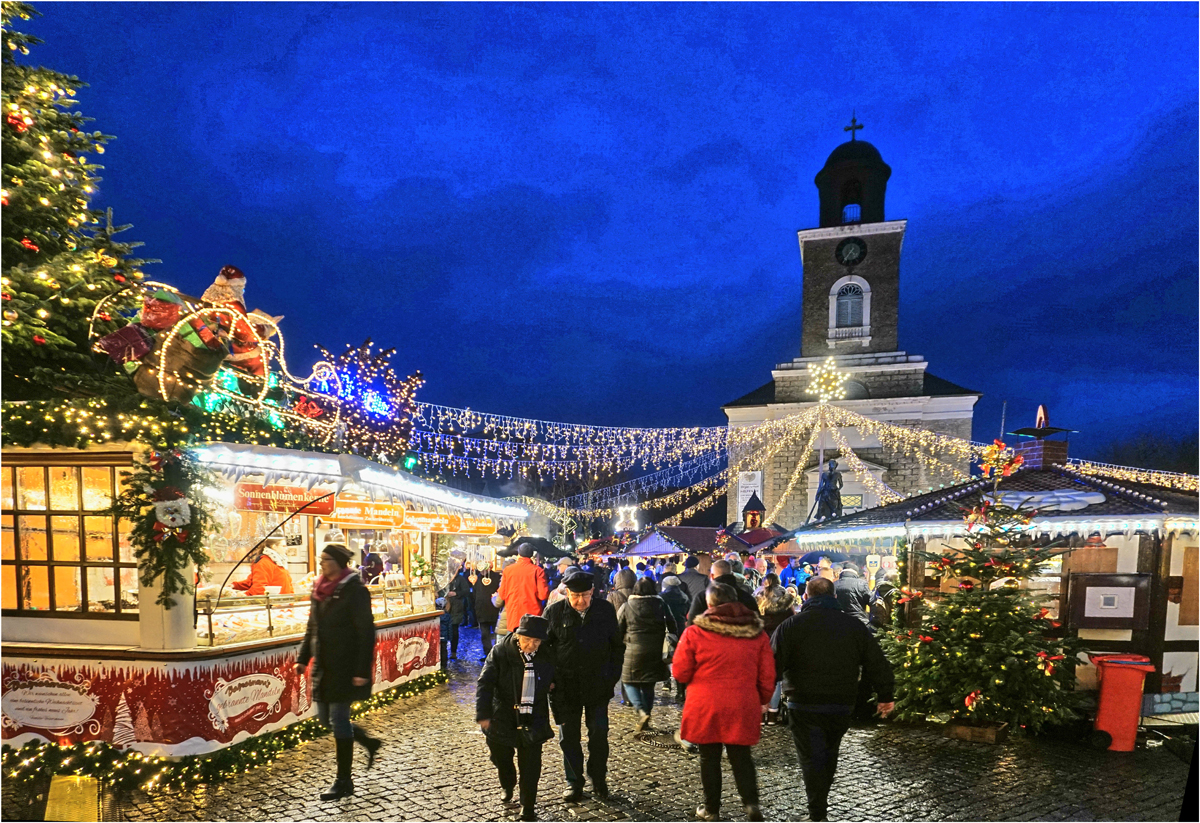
[89,281,345,445]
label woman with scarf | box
[476,614,555,822]
[296,544,380,801]
[672,582,774,822]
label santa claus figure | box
[231,536,295,596]
[152,487,191,544]
[201,265,280,378]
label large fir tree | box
[1,1,152,400]
[883,441,1083,734]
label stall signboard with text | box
[327,494,495,535]
[234,483,336,515]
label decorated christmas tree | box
[1,1,153,400]
[882,440,1083,734]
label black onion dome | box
[823,139,884,166]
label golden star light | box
[808,357,849,403]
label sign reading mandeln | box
[206,674,286,732]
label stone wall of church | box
[775,367,926,403]
[728,414,974,528]
[800,231,903,357]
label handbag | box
[663,632,679,664]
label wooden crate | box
[943,719,1009,744]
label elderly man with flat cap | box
[543,569,623,802]
[477,614,556,822]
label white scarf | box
[518,652,536,716]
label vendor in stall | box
[232,537,295,596]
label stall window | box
[1,460,137,617]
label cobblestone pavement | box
[97,630,1193,821]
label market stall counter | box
[1,601,441,757]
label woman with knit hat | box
[295,544,380,801]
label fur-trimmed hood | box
[692,602,764,639]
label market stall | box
[1,443,528,756]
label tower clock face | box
[835,237,867,266]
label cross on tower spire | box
[844,111,863,141]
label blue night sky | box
[23,2,1199,457]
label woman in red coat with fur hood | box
[672,581,774,822]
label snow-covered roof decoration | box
[194,443,528,521]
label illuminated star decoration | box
[808,357,848,403]
[614,505,639,533]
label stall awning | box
[195,443,528,527]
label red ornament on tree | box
[32,334,46,345]
[113,273,126,283]
[6,112,31,132]
[2,292,10,301]
[20,238,38,252]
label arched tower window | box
[836,284,864,327]
[842,203,861,223]
[826,275,872,346]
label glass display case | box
[196,580,437,646]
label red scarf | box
[313,568,354,602]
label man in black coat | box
[542,570,624,802]
[445,564,472,659]
[834,567,871,629]
[684,559,760,624]
[476,615,555,822]
[771,577,895,822]
[676,555,709,602]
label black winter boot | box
[319,738,355,800]
[353,725,382,769]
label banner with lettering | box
[1,617,438,756]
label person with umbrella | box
[543,569,623,803]
[494,542,550,635]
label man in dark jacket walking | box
[834,567,871,629]
[686,559,760,624]
[543,570,624,802]
[677,556,709,602]
[476,614,555,822]
[771,577,894,822]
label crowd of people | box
[464,546,900,822]
[294,540,900,821]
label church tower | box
[722,117,980,527]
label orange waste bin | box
[1089,653,1156,752]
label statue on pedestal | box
[811,459,844,522]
